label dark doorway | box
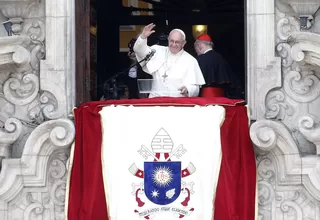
[75,0,97,106]
[93,0,245,100]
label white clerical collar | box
[168,48,184,56]
[203,48,213,54]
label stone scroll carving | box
[251,119,320,219]
[0,0,75,219]
[0,118,75,219]
[0,36,31,71]
[248,1,320,220]
[0,117,22,165]
[0,0,68,160]
[298,116,320,154]
[276,16,300,41]
[260,7,320,156]
[8,150,70,220]
[283,68,320,103]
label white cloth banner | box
[100,105,225,220]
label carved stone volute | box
[0,0,48,160]
[248,1,320,219]
[0,0,75,219]
[298,116,320,154]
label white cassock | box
[133,36,205,97]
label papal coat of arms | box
[128,128,196,219]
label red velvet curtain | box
[214,105,256,220]
[68,97,256,220]
[68,103,109,220]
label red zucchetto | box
[197,34,213,43]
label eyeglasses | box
[168,39,183,45]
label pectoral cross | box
[162,72,168,82]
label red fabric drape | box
[77,96,244,107]
[214,105,256,220]
[201,87,225,97]
[68,97,256,220]
[68,105,109,220]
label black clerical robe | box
[196,50,239,88]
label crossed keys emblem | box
[138,144,186,161]
[128,128,196,219]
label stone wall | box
[0,0,75,219]
[0,0,320,219]
[247,0,320,219]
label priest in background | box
[133,23,205,97]
[194,34,241,98]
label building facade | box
[0,0,319,219]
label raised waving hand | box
[141,23,156,39]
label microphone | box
[144,49,156,61]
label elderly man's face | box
[168,31,186,54]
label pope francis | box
[133,23,205,97]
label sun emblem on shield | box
[152,166,173,187]
[128,128,196,218]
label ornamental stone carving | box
[0,0,47,159]
[0,118,75,219]
[283,68,320,103]
[248,0,320,219]
[0,0,41,18]
[0,0,319,220]
[0,0,73,159]
[0,0,75,219]
[0,117,22,165]
[0,36,31,71]
[288,0,320,16]
[251,120,320,219]
[298,116,320,154]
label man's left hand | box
[179,86,188,96]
